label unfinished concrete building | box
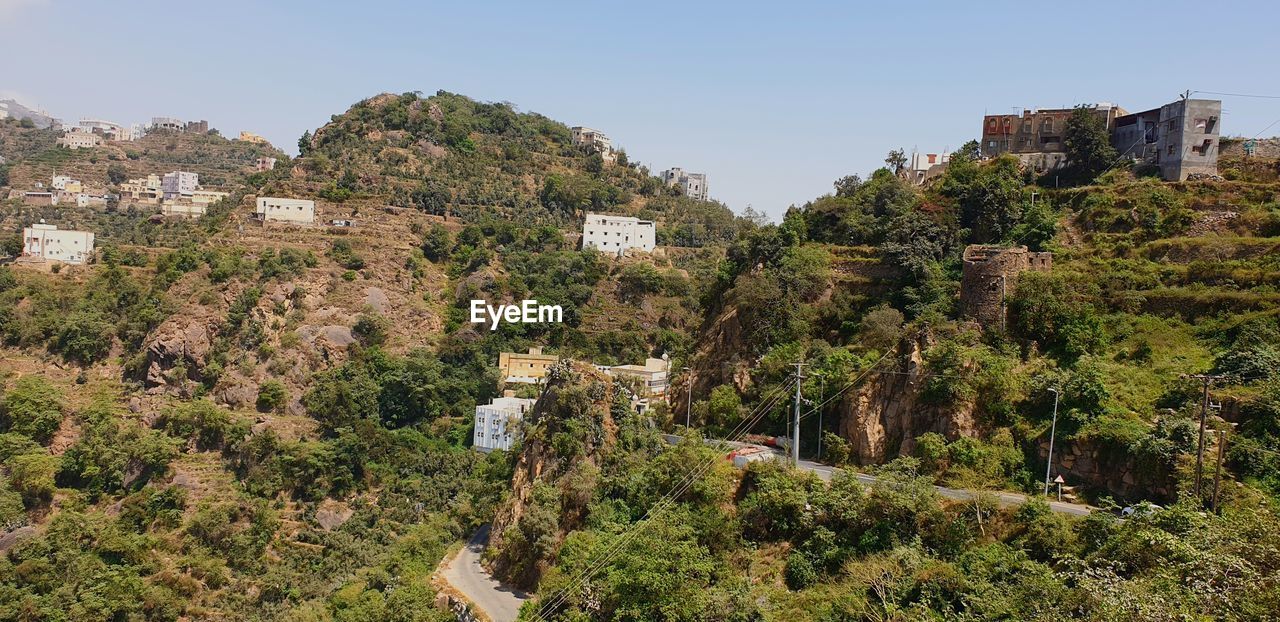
[1110,98,1221,181]
[980,104,1126,173]
[960,245,1052,330]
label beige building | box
[571,126,616,163]
[162,203,207,218]
[192,189,229,205]
[56,132,102,150]
[23,192,58,206]
[22,222,95,264]
[255,197,316,224]
[498,347,560,384]
[605,356,671,397]
[120,174,163,205]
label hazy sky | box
[3,0,1278,220]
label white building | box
[56,132,102,150]
[75,194,107,208]
[256,197,316,224]
[51,175,81,192]
[582,212,655,255]
[473,396,536,452]
[660,168,708,201]
[605,356,671,397]
[77,119,133,141]
[22,223,95,264]
[161,171,199,200]
[905,151,950,186]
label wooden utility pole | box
[1212,426,1231,512]
[1186,374,1223,502]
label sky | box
[3,0,1279,220]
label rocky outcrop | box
[1037,438,1176,503]
[836,333,980,465]
[141,317,214,393]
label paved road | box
[664,435,1096,516]
[442,525,529,622]
[796,458,1095,516]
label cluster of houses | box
[473,347,672,452]
[571,125,709,201]
[46,110,274,152]
[18,174,108,208]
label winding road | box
[438,440,1094,621]
[441,525,529,622]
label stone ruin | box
[959,245,1051,329]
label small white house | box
[256,197,316,224]
[473,396,535,453]
[22,222,95,264]
[582,212,655,255]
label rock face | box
[142,317,214,393]
[1038,438,1175,503]
[836,333,979,465]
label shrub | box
[0,377,64,444]
[256,381,289,413]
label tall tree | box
[1064,105,1118,182]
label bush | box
[256,380,289,413]
[784,550,818,589]
[0,377,64,444]
[353,314,389,347]
[160,400,246,449]
[328,239,366,270]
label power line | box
[529,376,798,620]
[1192,90,1280,100]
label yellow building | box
[238,131,270,145]
[120,174,163,205]
[498,347,560,383]
[191,189,230,205]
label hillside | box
[2,89,1280,621]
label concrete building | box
[1111,98,1221,181]
[161,203,207,218]
[581,212,656,255]
[980,103,1126,173]
[660,168,708,201]
[959,245,1052,330]
[238,131,270,144]
[77,119,133,141]
[120,174,163,205]
[75,194,107,208]
[605,356,671,397]
[191,189,229,205]
[161,171,199,201]
[56,132,102,150]
[256,156,278,171]
[22,223,95,264]
[473,395,536,453]
[22,192,57,206]
[904,151,950,186]
[255,197,316,224]
[51,175,82,192]
[571,126,615,162]
[498,347,559,384]
[151,117,184,131]
[185,120,209,134]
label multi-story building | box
[161,171,199,201]
[660,167,708,201]
[77,119,132,141]
[256,156,278,171]
[979,103,1126,173]
[498,347,560,384]
[185,120,209,134]
[238,131,270,144]
[571,126,615,162]
[120,174,163,204]
[22,222,95,264]
[255,197,316,224]
[472,395,536,453]
[1110,98,1221,181]
[582,212,656,255]
[605,356,671,397]
[151,117,184,132]
[56,132,102,150]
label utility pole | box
[816,375,825,461]
[682,367,693,430]
[999,275,1008,333]
[1212,424,1233,512]
[1186,373,1223,502]
[1044,388,1060,496]
[791,361,807,467]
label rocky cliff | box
[836,332,981,465]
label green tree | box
[106,162,128,185]
[1,377,64,444]
[256,380,289,413]
[1064,104,1119,182]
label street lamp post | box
[1044,388,1060,496]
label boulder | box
[142,317,214,392]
